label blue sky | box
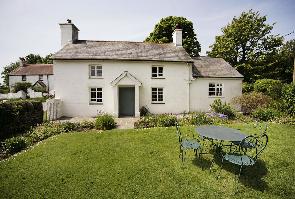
[0,0,294,83]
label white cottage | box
[53,20,243,117]
[9,59,54,93]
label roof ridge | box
[80,40,174,45]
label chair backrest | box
[240,133,268,160]
[175,121,183,143]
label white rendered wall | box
[54,60,190,117]
[189,78,243,112]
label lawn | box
[0,123,294,198]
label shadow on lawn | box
[192,153,269,192]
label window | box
[22,75,26,81]
[89,65,102,78]
[209,83,223,96]
[151,66,163,78]
[151,87,164,103]
[39,75,43,81]
[90,88,103,103]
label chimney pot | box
[67,19,71,23]
[19,57,26,67]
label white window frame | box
[90,87,103,104]
[151,87,164,103]
[89,65,102,78]
[151,66,164,78]
[209,82,223,97]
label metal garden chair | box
[222,133,268,177]
[175,121,202,162]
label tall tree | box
[1,53,53,86]
[145,16,201,57]
[208,10,283,82]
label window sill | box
[151,77,165,79]
[151,102,165,104]
[89,77,104,79]
[208,96,224,98]
[89,102,103,105]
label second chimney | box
[59,19,79,47]
[173,24,182,47]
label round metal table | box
[196,125,246,142]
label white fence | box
[0,89,43,100]
[43,99,62,121]
[0,90,26,99]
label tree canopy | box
[207,10,284,82]
[145,16,201,57]
[1,53,53,86]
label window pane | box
[96,70,102,77]
[91,69,95,76]
[91,92,96,98]
[96,66,102,70]
[209,83,215,87]
[209,91,215,96]
[152,67,157,73]
[152,88,157,92]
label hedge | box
[0,100,43,140]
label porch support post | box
[113,86,119,117]
[135,85,140,117]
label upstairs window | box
[209,83,223,96]
[22,75,26,81]
[151,87,164,103]
[39,75,43,81]
[90,88,103,103]
[151,66,163,78]
[89,65,102,78]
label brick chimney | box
[173,24,182,47]
[59,19,79,47]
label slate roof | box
[9,64,53,76]
[53,40,193,62]
[192,57,243,78]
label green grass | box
[0,123,295,198]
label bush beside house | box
[0,100,43,140]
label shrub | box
[180,112,213,125]
[139,106,150,117]
[79,120,95,130]
[281,83,295,116]
[95,114,116,130]
[210,99,236,119]
[13,82,32,93]
[29,123,65,143]
[134,116,157,128]
[253,79,283,99]
[156,114,177,127]
[61,122,80,132]
[2,136,29,154]
[242,82,254,93]
[0,100,43,140]
[232,92,272,115]
[252,107,282,121]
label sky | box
[0,0,294,83]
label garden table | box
[196,125,246,142]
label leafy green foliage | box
[95,114,116,130]
[253,79,283,99]
[1,53,53,86]
[281,83,295,116]
[252,107,281,121]
[0,84,9,94]
[242,82,254,93]
[208,10,283,82]
[0,100,43,140]
[232,92,272,114]
[180,112,213,125]
[2,136,29,154]
[210,99,236,119]
[134,114,177,128]
[13,82,32,93]
[145,16,201,57]
[139,106,150,116]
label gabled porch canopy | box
[110,71,142,87]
